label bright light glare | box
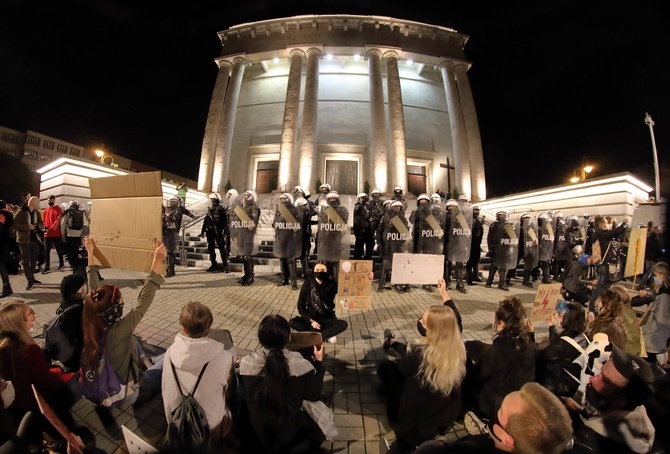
[584,165,593,174]
[326,54,333,60]
[407,59,413,65]
[570,176,580,183]
[95,150,104,157]
[273,57,279,63]
[353,54,360,60]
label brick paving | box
[10,261,551,453]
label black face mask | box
[416,319,427,337]
[48,201,55,206]
[314,271,329,281]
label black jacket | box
[297,276,338,323]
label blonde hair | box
[609,284,632,307]
[0,300,36,375]
[415,305,466,396]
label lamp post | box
[644,113,661,201]
[569,158,594,183]
[95,149,115,166]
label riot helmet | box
[390,200,404,214]
[69,200,79,209]
[472,205,480,216]
[431,193,441,204]
[292,186,305,197]
[357,193,368,203]
[226,189,238,199]
[417,193,430,204]
[393,186,404,197]
[326,191,340,206]
[495,210,508,222]
[458,195,468,202]
[446,199,458,209]
[209,193,221,205]
[279,193,294,206]
[319,183,331,194]
[371,188,382,199]
[303,189,311,199]
[169,197,179,209]
[244,190,257,204]
[382,199,393,212]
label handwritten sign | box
[530,283,564,322]
[338,260,373,310]
[391,253,444,285]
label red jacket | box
[42,205,63,238]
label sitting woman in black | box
[289,261,348,343]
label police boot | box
[445,262,452,289]
[207,260,218,272]
[498,269,509,291]
[522,269,533,288]
[277,259,289,286]
[221,253,229,273]
[377,267,387,293]
[166,253,176,278]
[456,266,467,293]
[289,259,298,290]
[485,265,497,288]
[0,283,12,298]
[423,284,434,292]
[541,262,551,284]
[242,259,254,286]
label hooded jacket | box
[162,333,234,433]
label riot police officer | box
[273,193,302,289]
[391,186,407,206]
[317,191,349,281]
[466,205,484,285]
[485,210,514,291]
[315,183,332,212]
[353,193,372,259]
[551,211,570,280]
[200,193,228,273]
[519,213,539,288]
[163,196,195,277]
[293,186,317,277]
[444,199,471,293]
[410,193,444,292]
[536,212,554,284]
[229,190,261,285]
[378,200,411,292]
[367,189,384,259]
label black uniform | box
[353,197,372,259]
[378,207,410,292]
[201,201,228,272]
[367,196,385,258]
[163,204,194,277]
[466,213,484,284]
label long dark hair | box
[560,302,587,337]
[81,284,122,371]
[253,314,291,426]
[494,296,530,347]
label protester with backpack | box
[162,301,236,450]
[61,200,85,273]
[79,236,166,408]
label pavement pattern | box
[9,262,553,453]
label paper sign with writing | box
[338,260,373,310]
[530,283,564,322]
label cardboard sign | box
[88,171,165,274]
[530,283,564,322]
[624,227,647,278]
[32,385,85,454]
[338,260,373,310]
[391,253,443,285]
[287,331,323,351]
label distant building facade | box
[197,15,486,201]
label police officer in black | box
[485,210,509,290]
[274,193,301,289]
[466,205,484,285]
[353,193,372,259]
[163,196,194,277]
[293,186,317,277]
[231,190,261,286]
[367,189,384,259]
[200,193,228,273]
[378,200,410,293]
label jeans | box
[137,353,164,404]
[19,241,39,283]
[44,236,65,269]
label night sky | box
[1,0,667,199]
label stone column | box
[298,48,320,191]
[385,51,408,191]
[439,60,471,200]
[278,49,305,190]
[212,56,247,194]
[368,49,388,193]
[197,59,232,191]
[454,63,486,202]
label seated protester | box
[378,279,466,451]
[80,236,166,406]
[415,279,463,336]
[563,344,656,454]
[609,285,643,356]
[631,287,655,308]
[464,296,537,420]
[413,382,573,454]
[239,314,332,453]
[587,289,627,350]
[640,262,670,365]
[563,254,599,306]
[289,261,349,344]
[0,300,78,437]
[537,301,589,397]
[43,274,87,372]
[162,301,235,447]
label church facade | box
[197,14,486,201]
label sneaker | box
[464,411,489,436]
[58,264,65,270]
[32,279,42,284]
[26,282,34,290]
[327,336,337,344]
[42,268,51,274]
[383,329,395,350]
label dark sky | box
[0,0,667,198]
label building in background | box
[197,15,486,201]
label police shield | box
[229,193,260,256]
[553,218,571,261]
[523,217,539,269]
[412,204,444,255]
[538,213,555,262]
[494,221,520,270]
[447,202,473,263]
[316,198,350,261]
[272,194,303,259]
[381,211,412,268]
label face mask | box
[314,271,329,281]
[653,276,663,286]
[28,326,35,333]
[48,201,55,206]
[1,380,15,408]
[416,319,427,337]
[100,303,124,328]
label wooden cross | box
[439,157,455,195]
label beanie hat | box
[60,274,86,298]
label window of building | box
[69,148,80,157]
[1,146,16,157]
[27,165,35,171]
[26,135,41,146]
[1,132,19,144]
[23,150,38,160]
[56,144,68,153]
[43,140,55,150]
[40,153,53,162]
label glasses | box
[25,308,35,319]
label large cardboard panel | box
[391,253,444,285]
[89,172,165,274]
[337,259,373,310]
[624,227,647,278]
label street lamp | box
[644,113,661,201]
[569,158,594,183]
[95,149,115,166]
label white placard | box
[391,253,444,285]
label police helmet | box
[458,195,468,202]
[69,200,79,208]
[226,189,238,199]
[169,197,179,204]
[390,200,404,210]
[326,191,340,200]
[279,193,294,204]
[303,189,311,198]
[244,190,257,203]
[446,199,458,208]
[417,193,430,203]
[520,212,531,220]
[357,192,368,200]
[431,193,441,203]
[293,186,304,195]
[209,193,220,201]
[295,198,307,208]
[496,210,508,219]
[371,188,382,196]
[383,199,393,208]
[320,183,331,192]
[553,211,564,219]
[472,205,480,212]
[393,186,403,194]
[538,212,549,220]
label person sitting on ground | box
[609,284,643,356]
[378,279,466,451]
[562,344,656,454]
[0,299,79,442]
[162,301,236,448]
[463,296,537,420]
[563,254,599,306]
[80,236,166,406]
[640,262,670,366]
[587,289,627,350]
[289,261,349,344]
[537,300,589,398]
[238,314,333,453]
[413,382,573,454]
[43,274,87,372]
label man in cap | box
[353,193,372,259]
[562,254,599,306]
[466,205,484,285]
[163,196,195,277]
[42,195,65,274]
[200,193,229,273]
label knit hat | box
[60,274,86,298]
[609,344,654,406]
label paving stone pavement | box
[8,262,553,453]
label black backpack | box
[165,360,211,450]
[43,303,82,371]
[68,209,84,230]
